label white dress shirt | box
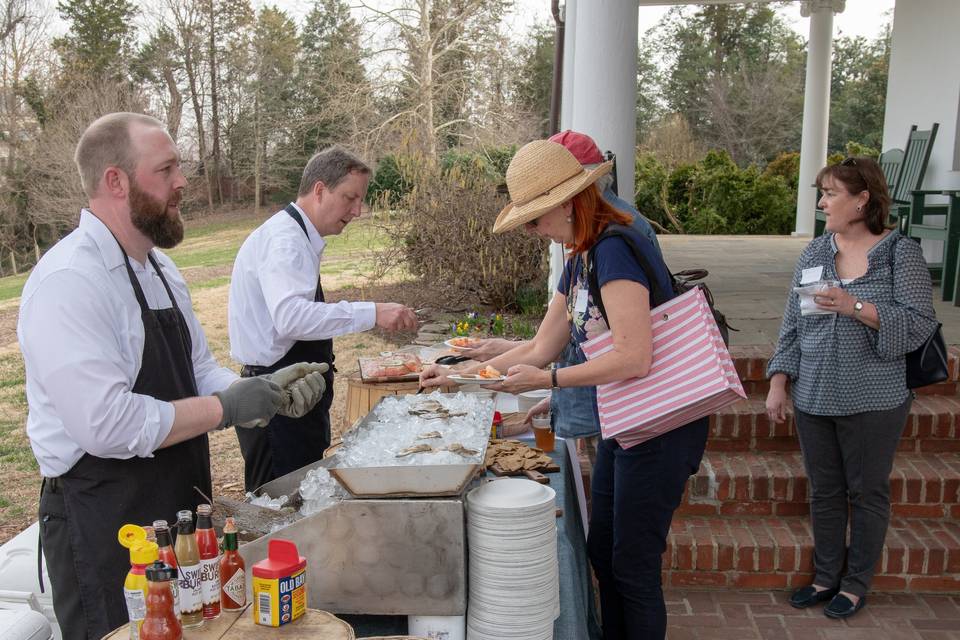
[228,203,376,366]
[18,210,238,477]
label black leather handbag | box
[906,323,948,389]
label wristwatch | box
[853,300,864,316]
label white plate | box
[444,338,481,350]
[448,374,505,385]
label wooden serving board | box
[103,606,354,639]
[489,462,560,482]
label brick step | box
[709,395,960,453]
[678,451,960,519]
[663,516,960,592]
[730,346,960,396]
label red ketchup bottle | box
[140,561,183,640]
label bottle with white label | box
[118,524,158,640]
[195,504,221,620]
[173,510,203,628]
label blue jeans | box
[587,419,708,640]
[551,340,601,439]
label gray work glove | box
[214,377,283,428]
[264,362,330,419]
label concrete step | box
[678,451,960,520]
[709,395,960,454]
[663,516,960,593]
[730,346,960,396]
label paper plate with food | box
[448,366,506,385]
[444,336,482,350]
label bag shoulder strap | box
[586,224,670,325]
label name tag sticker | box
[800,265,824,284]
[574,288,589,314]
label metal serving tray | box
[328,393,493,498]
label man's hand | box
[375,303,418,332]
[458,338,522,362]
[262,362,329,419]
[214,377,283,428]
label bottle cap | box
[493,410,502,424]
[145,561,177,582]
[130,541,159,565]
[196,504,212,516]
[224,517,237,534]
[118,524,146,549]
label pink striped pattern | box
[581,287,745,449]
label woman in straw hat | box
[420,140,708,640]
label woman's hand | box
[457,338,520,362]
[500,364,551,394]
[765,378,789,424]
[813,286,857,316]
[419,364,452,388]
[522,397,551,425]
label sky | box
[507,0,896,41]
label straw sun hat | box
[492,140,612,234]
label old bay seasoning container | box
[252,538,306,626]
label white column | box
[570,1,638,201]
[794,0,845,236]
[549,0,579,294]
[550,0,639,293]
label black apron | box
[39,246,211,640]
[235,204,335,492]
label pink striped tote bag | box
[580,286,745,449]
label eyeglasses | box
[841,157,857,167]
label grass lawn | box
[0,208,402,545]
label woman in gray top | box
[766,157,938,619]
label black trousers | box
[794,396,911,597]
[587,418,708,640]
[39,479,88,640]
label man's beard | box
[129,180,184,249]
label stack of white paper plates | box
[465,479,559,640]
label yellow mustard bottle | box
[119,524,159,640]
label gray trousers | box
[794,396,911,597]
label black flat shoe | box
[789,585,840,609]
[824,593,866,619]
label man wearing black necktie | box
[228,146,418,491]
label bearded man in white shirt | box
[18,112,327,640]
[228,146,417,492]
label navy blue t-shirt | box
[557,231,674,347]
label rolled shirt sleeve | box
[873,236,939,360]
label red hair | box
[567,183,632,254]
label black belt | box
[241,365,269,377]
[42,476,61,493]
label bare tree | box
[357,0,510,161]
[165,0,214,211]
[0,0,50,270]
[20,78,147,257]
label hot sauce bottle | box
[173,510,203,628]
[153,520,181,619]
[219,517,246,611]
[196,504,221,620]
[140,561,183,640]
